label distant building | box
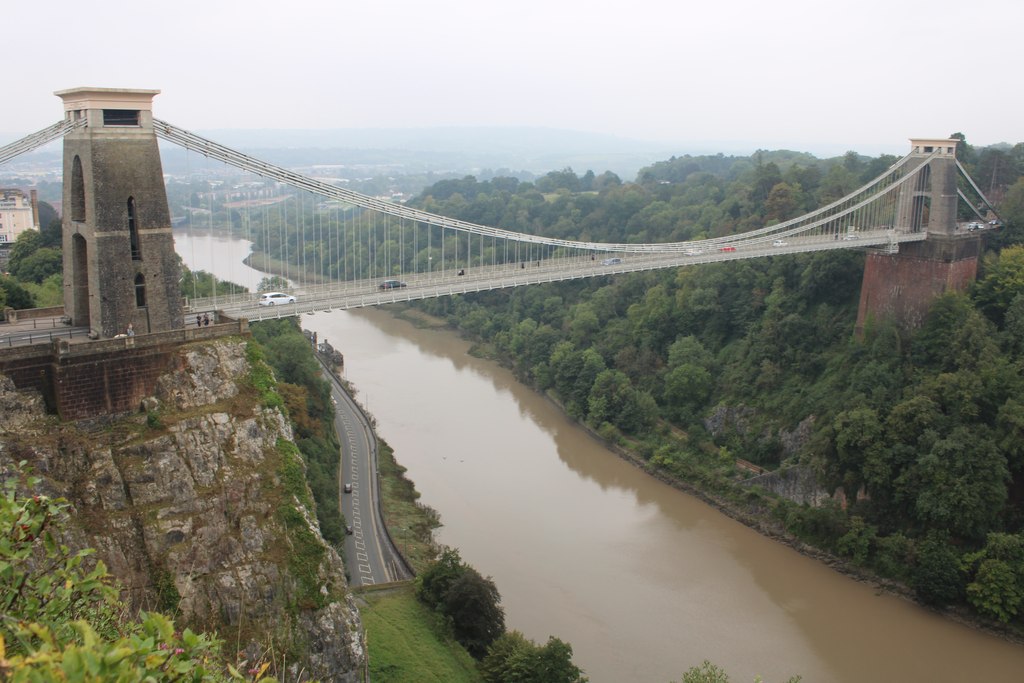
[0,189,39,270]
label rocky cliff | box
[0,337,365,681]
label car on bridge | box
[772,239,788,247]
[719,245,736,252]
[258,292,296,306]
[601,257,623,266]
[379,279,407,290]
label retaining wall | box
[0,317,249,421]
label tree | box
[910,293,976,370]
[257,275,290,292]
[10,247,62,284]
[680,661,730,683]
[481,631,532,682]
[567,303,601,347]
[967,559,1023,622]
[829,407,883,494]
[765,182,801,221]
[442,567,505,659]
[667,335,713,372]
[0,275,34,310]
[416,547,465,610]
[973,245,1024,326]
[627,283,677,352]
[750,161,782,204]
[587,369,633,428]
[975,148,1019,199]
[911,428,1008,541]
[6,229,44,277]
[417,548,506,658]
[39,206,62,248]
[662,363,712,423]
[481,631,586,683]
[963,533,1024,623]
[675,660,801,682]
[536,168,581,193]
[996,398,1024,473]
[181,265,247,299]
[911,533,964,607]
[532,637,586,683]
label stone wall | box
[53,343,180,420]
[0,318,249,421]
[856,235,980,334]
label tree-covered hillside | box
[405,140,1024,627]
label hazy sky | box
[7,0,1021,156]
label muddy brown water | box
[181,235,1024,682]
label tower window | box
[71,156,86,222]
[134,273,147,308]
[128,197,141,260]
[103,109,140,126]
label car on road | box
[379,279,407,290]
[601,257,623,266]
[967,222,984,231]
[719,245,737,252]
[258,292,296,306]
[344,483,352,493]
[772,239,788,247]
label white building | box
[0,189,39,268]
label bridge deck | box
[192,229,923,320]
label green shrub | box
[0,463,271,681]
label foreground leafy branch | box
[0,463,280,682]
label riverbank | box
[385,304,1024,649]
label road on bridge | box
[189,227,920,322]
[319,358,411,586]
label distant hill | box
[155,126,690,181]
[2,125,899,185]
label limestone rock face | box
[0,339,365,682]
[0,374,46,432]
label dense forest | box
[397,138,1024,628]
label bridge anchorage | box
[0,89,1001,341]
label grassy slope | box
[359,584,481,683]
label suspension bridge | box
[0,88,998,333]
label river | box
[177,233,1024,682]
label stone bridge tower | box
[856,138,981,334]
[56,87,182,338]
